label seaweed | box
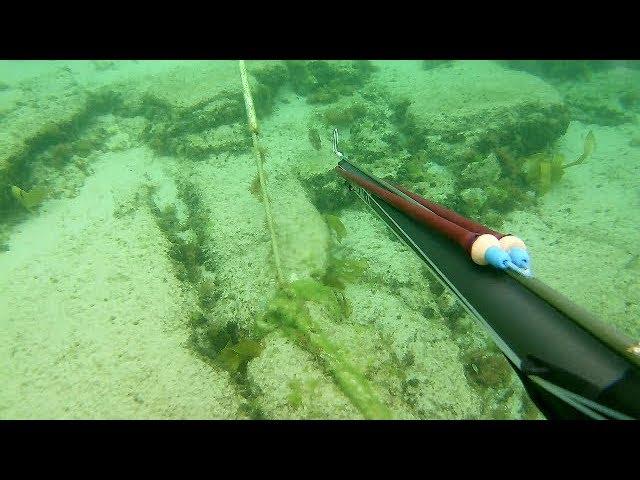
[522,144,590,194]
[564,130,596,168]
[307,86,340,105]
[249,61,288,91]
[308,127,322,150]
[197,278,219,309]
[10,185,47,212]
[522,152,565,193]
[285,60,376,103]
[287,378,321,411]
[249,174,263,202]
[322,102,368,127]
[289,277,336,304]
[462,347,512,390]
[397,153,429,183]
[217,339,264,375]
[322,257,369,290]
[260,283,392,419]
[153,203,182,237]
[324,214,347,243]
[48,143,74,170]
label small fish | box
[565,130,596,168]
[584,130,596,157]
[11,185,46,212]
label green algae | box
[322,257,369,290]
[261,283,393,419]
[324,214,347,243]
[217,339,264,375]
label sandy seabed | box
[1,61,638,419]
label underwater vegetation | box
[322,101,369,127]
[321,256,369,291]
[0,89,116,219]
[249,174,263,202]
[285,60,376,104]
[147,169,270,416]
[257,279,392,419]
[238,66,394,418]
[521,130,596,193]
[217,338,264,376]
[324,214,347,243]
[287,378,321,410]
[10,185,47,212]
[146,178,217,298]
[308,126,322,150]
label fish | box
[10,185,46,212]
[584,130,596,157]
[565,130,596,168]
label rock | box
[379,61,570,163]
[412,161,455,203]
[285,60,375,103]
[118,61,289,159]
[460,187,488,210]
[460,152,501,187]
[560,67,640,125]
[0,68,89,182]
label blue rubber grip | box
[508,247,530,269]
[484,246,511,270]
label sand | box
[0,147,242,418]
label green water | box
[0,60,638,419]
